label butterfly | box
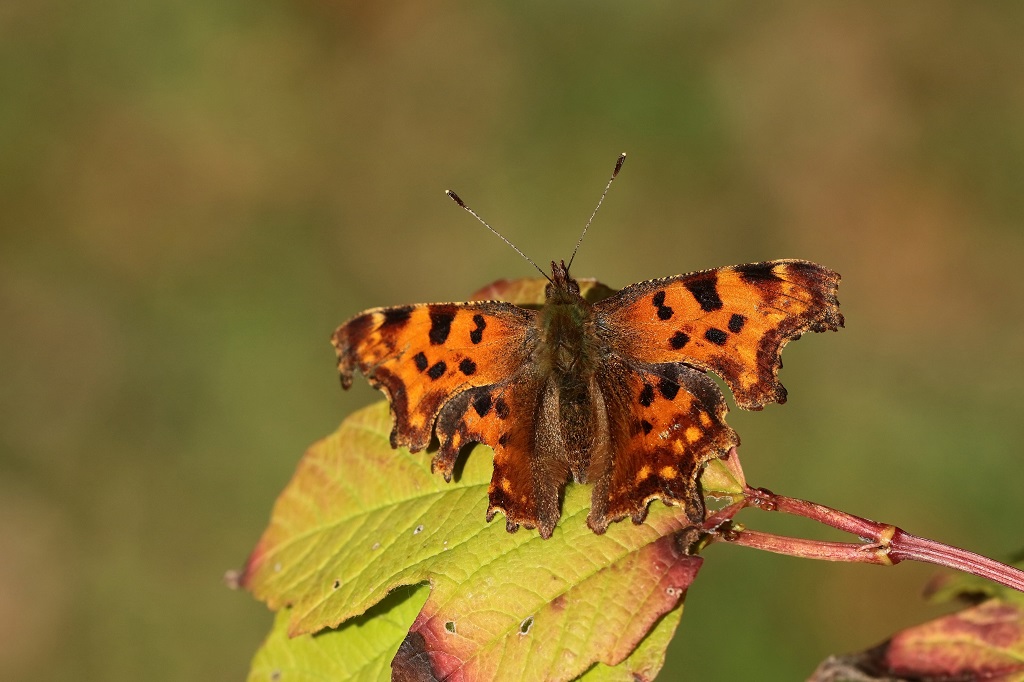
[332,155,843,539]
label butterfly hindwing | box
[594,260,843,410]
[587,360,738,533]
[332,301,537,450]
[434,378,565,538]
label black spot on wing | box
[495,397,510,419]
[459,358,477,376]
[427,361,447,380]
[735,262,782,283]
[413,351,428,371]
[638,384,655,407]
[472,391,492,417]
[704,328,728,346]
[652,289,674,320]
[640,419,653,435]
[429,309,455,345]
[382,306,413,326]
[728,314,746,333]
[669,331,690,349]
[498,432,509,446]
[469,314,486,344]
[684,275,723,312]
[658,376,680,400]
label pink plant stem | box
[889,529,1024,593]
[711,486,1024,594]
[745,487,882,539]
[721,528,893,565]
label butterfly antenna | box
[567,152,626,272]
[445,189,551,282]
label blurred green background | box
[3,1,1023,680]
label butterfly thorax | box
[537,261,598,380]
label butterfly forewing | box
[594,260,843,410]
[332,301,537,450]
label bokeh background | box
[3,1,1023,680]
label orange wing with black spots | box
[434,378,565,537]
[587,361,738,534]
[334,257,842,539]
[332,302,537,451]
[595,260,843,410]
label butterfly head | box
[545,259,582,304]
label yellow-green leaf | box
[242,402,705,680]
[249,585,429,682]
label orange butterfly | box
[333,155,843,538]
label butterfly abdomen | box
[531,290,608,488]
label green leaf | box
[248,585,683,682]
[577,602,685,681]
[248,584,430,682]
[698,450,746,502]
[242,402,706,680]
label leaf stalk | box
[703,482,1024,594]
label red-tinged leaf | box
[809,599,1024,681]
[884,600,1024,680]
[391,535,701,681]
[241,402,717,680]
[248,585,686,682]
